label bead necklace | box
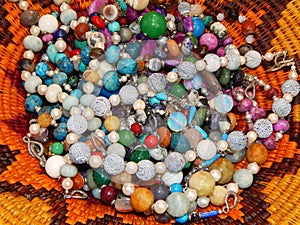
[17,0,300,223]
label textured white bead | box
[38,14,59,33]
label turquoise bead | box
[188,106,197,125]
[35,62,50,79]
[78,61,87,72]
[60,164,78,177]
[70,89,83,99]
[53,72,68,85]
[170,183,183,193]
[57,57,74,74]
[108,21,120,33]
[192,17,205,38]
[117,58,138,75]
[53,123,68,141]
[74,39,88,49]
[155,92,168,101]
[194,125,208,139]
[44,78,53,86]
[170,133,191,154]
[124,42,141,59]
[175,214,189,224]
[149,97,160,106]
[54,53,67,64]
[140,12,166,39]
[103,70,120,92]
[81,46,91,65]
[25,95,43,112]
[46,44,58,63]
[105,45,121,64]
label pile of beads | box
[18,0,300,223]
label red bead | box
[144,134,159,149]
[131,123,143,135]
[91,16,106,30]
[266,88,279,100]
[234,120,249,134]
[118,16,128,26]
[74,23,90,41]
[70,49,81,57]
[100,185,117,203]
[242,20,256,35]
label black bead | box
[232,70,245,87]
[227,9,239,20]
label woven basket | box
[0,0,299,224]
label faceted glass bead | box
[140,12,166,39]
[118,129,135,147]
[246,143,268,165]
[74,23,90,41]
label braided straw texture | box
[0,0,300,224]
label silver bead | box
[136,160,156,181]
[69,142,91,164]
[67,115,88,135]
[281,79,300,97]
[178,2,191,16]
[103,154,125,175]
[253,119,273,138]
[119,85,139,105]
[227,131,247,151]
[245,50,262,68]
[272,98,291,117]
[91,97,111,117]
[148,73,167,92]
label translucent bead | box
[29,123,41,135]
[184,188,197,202]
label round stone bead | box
[166,192,190,217]
[170,133,191,154]
[140,12,167,39]
[246,142,268,165]
[233,169,253,189]
[69,142,91,164]
[105,45,121,64]
[60,164,78,177]
[209,185,227,206]
[119,129,135,147]
[189,171,215,196]
[107,143,126,157]
[74,23,90,41]
[147,73,167,93]
[130,188,154,212]
[196,139,217,160]
[136,160,156,181]
[162,171,183,186]
[103,154,125,175]
[103,71,120,92]
[45,155,66,178]
[177,61,197,80]
[214,94,233,113]
[125,41,142,59]
[245,50,262,68]
[253,119,273,138]
[209,158,234,184]
[227,131,247,151]
[101,185,118,203]
[51,142,64,155]
[104,116,121,132]
[130,146,150,162]
[165,152,186,173]
[199,33,218,51]
[20,9,39,27]
[93,167,111,186]
[37,113,52,128]
[167,112,187,132]
[272,98,291,117]
[225,149,246,163]
[23,35,43,52]
[150,184,170,201]
[38,14,58,33]
[60,8,77,25]
[192,17,205,38]
[119,85,138,105]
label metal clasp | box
[266,51,294,72]
[23,136,46,167]
[64,190,88,200]
[222,191,238,214]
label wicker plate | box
[0,0,299,224]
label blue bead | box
[38,106,53,115]
[105,45,121,64]
[108,21,120,33]
[103,70,120,92]
[100,86,120,98]
[35,62,50,79]
[118,0,127,11]
[192,17,205,38]
[78,61,87,73]
[101,123,108,134]
[168,112,187,132]
[194,125,208,139]
[53,72,68,85]
[117,58,138,75]
[170,133,191,154]
[104,135,112,146]
[170,183,183,193]
[53,123,68,141]
[54,29,68,40]
[93,85,101,96]
[154,46,168,59]
[54,53,67,64]
[200,210,219,219]
[25,95,43,112]
[222,133,228,141]
[57,57,74,74]
[155,92,168,101]
[148,97,160,106]
[202,154,221,167]
[125,42,142,59]
[188,106,197,125]
[44,78,53,86]
[81,46,92,65]
[46,44,58,64]
[175,213,189,223]
[70,89,83,99]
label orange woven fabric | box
[0,0,299,224]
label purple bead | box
[184,16,194,33]
[42,34,53,43]
[216,47,225,57]
[174,32,186,44]
[262,135,276,150]
[88,0,107,15]
[103,28,112,48]
[231,86,245,100]
[164,59,181,67]
[250,107,266,121]
[156,7,167,17]
[140,40,156,57]
[273,119,290,132]
[126,7,139,22]
[223,37,233,46]
[199,33,218,51]
[237,98,253,112]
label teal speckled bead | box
[53,72,68,85]
[103,70,120,92]
[105,45,121,64]
[108,21,120,33]
[46,44,58,63]
[117,58,138,75]
[125,41,141,59]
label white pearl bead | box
[55,38,67,52]
[220,56,228,67]
[109,94,121,106]
[89,155,103,168]
[45,155,66,178]
[240,56,246,65]
[155,162,167,174]
[70,106,82,116]
[45,84,62,103]
[70,20,79,30]
[78,16,88,24]
[108,131,120,143]
[264,84,271,91]
[247,131,257,143]
[51,108,62,120]
[66,133,79,144]
[245,35,255,44]
[133,99,146,110]
[62,178,73,190]
[95,129,105,139]
[153,200,168,214]
[37,84,48,95]
[217,13,225,21]
[275,132,283,140]
[283,93,293,102]
[30,25,40,36]
[60,2,70,12]
[38,14,59,34]
[184,188,197,202]
[122,183,135,196]
[120,75,128,83]
[238,15,246,23]
[29,123,41,135]
[57,92,69,103]
[83,82,94,94]
[53,0,63,6]
[197,196,210,208]
[137,83,149,95]
[216,140,228,151]
[288,70,298,80]
[21,71,31,81]
[82,107,95,120]
[19,0,28,10]
[210,169,222,182]
[112,33,121,45]
[184,150,196,162]
[89,59,100,71]
[166,71,178,82]
[247,162,260,174]
[125,161,138,174]
[23,50,35,60]
[268,113,279,124]
[195,59,206,71]
[60,25,70,34]
[227,183,239,193]
[264,52,274,61]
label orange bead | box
[227,112,237,131]
[37,113,52,128]
[242,20,256,35]
[167,40,180,58]
[72,173,85,189]
[130,187,154,212]
[246,143,268,165]
[104,116,121,132]
[137,61,145,72]
[157,127,171,147]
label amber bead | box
[18,58,35,72]
[193,44,208,58]
[246,143,268,165]
[242,21,256,35]
[130,187,154,212]
[37,113,52,128]
[266,87,279,100]
[209,158,234,184]
[234,120,249,134]
[157,127,171,147]
[74,23,91,41]
[137,61,145,72]
[227,112,237,131]
[71,173,85,189]
[89,48,105,59]
[104,116,121,132]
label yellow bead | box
[104,116,121,132]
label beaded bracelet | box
[17,0,300,223]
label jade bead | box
[130,146,150,163]
[118,129,135,147]
[140,12,167,39]
[219,68,231,85]
[170,83,187,98]
[93,167,111,186]
[51,142,64,155]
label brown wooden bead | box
[74,23,90,41]
[130,187,154,212]
[246,143,268,165]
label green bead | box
[203,16,213,27]
[184,57,197,63]
[130,146,150,163]
[74,39,88,49]
[184,161,192,169]
[195,107,207,127]
[170,83,187,98]
[87,168,97,189]
[139,134,148,144]
[118,129,135,147]
[68,75,79,87]
[219,68,231,85]
[51,142,64,155]
[93,167,111,186]
[140,12,166,39]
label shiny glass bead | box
[101,185,117,203]
[140,12,166,39]
[130,188,154,212]
[93,167,111,186]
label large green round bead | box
[140,12,166,39]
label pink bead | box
[42,34,53,43]
[237,98,253,112]
[88,0,108,15]
[250,107,266,121]
[199,33,218,51]
[144,134,159,149]
[231,87,245,101]
[262,135,276,150]
[273,119,290,132]
[216,47,225,57]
